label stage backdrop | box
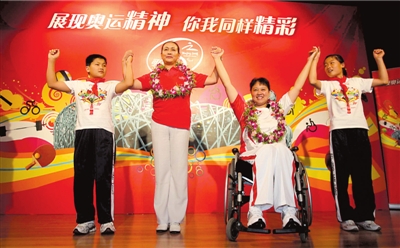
[0,1,389,214]
[373,68,400,210]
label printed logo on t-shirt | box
[78,88,108,115]
[331,87,360,104]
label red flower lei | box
[150,62,196,99]
[243,99,286,144]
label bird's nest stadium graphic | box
[53,91,241,151]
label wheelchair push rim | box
[224,160,236,224]
[294,163,313,227]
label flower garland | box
[243,99,286,144]
[150,61,196,99]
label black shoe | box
[283,218,300,229]
[248,219,266,229]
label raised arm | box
[308,47,322,91]
[46,49,71,93]
[210,47,238,103]
[122,51,143,90]
[371,49,389,87]
[204,47,221,86]
[287,46,319,103]
[116,50,134,93]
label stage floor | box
[1,210,399,247]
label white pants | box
[151,120,189,225]
[248,143,296,213]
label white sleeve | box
[278,93,295,116]
[318,80,330,96]
[358,78,373,93]
[63,80,78,94]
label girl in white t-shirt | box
[309,48,389,232]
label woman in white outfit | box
[212,47,318,229]
[131,41,221,233]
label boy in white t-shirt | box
[46,49,134,235]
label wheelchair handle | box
[232,148,239,155]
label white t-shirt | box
[317,77,373,131]
[64,80,119,133]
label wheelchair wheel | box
[300,232,308,243]
[302,166,313,226]
[224,160,236,224]
[226,218,239,241]
[295,163,313,227]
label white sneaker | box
[169,223,181,234]
[356,220,381,231]
[340,220,359,232]
[100,222,115,235]
[73,220,96,235]
[281,206,301,229]
[156,224,169,233]
[247,206,266,229]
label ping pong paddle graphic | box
[25,144,56,170]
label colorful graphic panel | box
[373,68,400,209]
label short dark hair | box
[324,54,347,76]
[249,77,270,91]
[161,41,180,54]
[86,54,107,66]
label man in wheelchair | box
[211,46,318,230]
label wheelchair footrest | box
[244,228,271,234]
[273,226,310,234]
[273,228,297,234]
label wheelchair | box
[224,146,312,243]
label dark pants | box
[74,129,115,224]
[330,128,376,223]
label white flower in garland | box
[243,99,286,144]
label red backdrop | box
[0,1,389,214]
